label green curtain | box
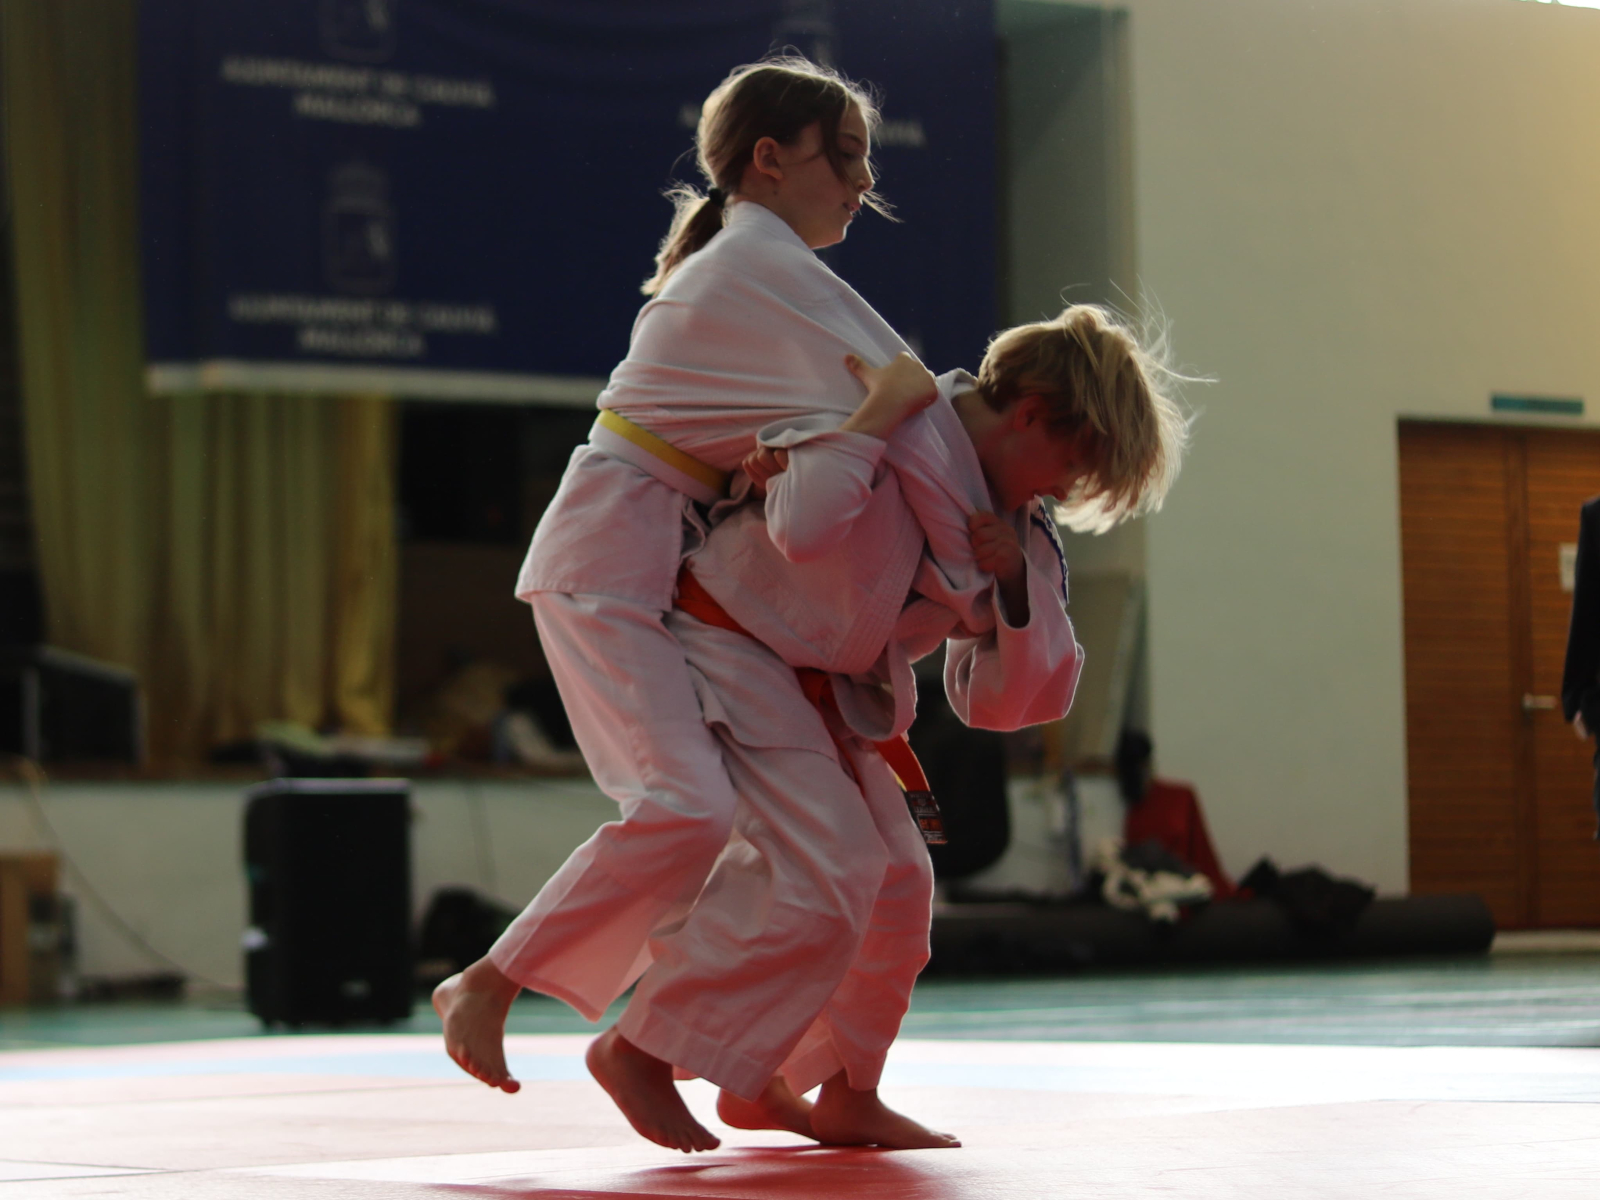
[3,0,397,762]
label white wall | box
[0,779,615,989]
[1078,0,1600,890]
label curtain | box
[2,0,397,762]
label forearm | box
[762,426,887,562]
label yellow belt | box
[595,409,730,497]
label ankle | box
[817,1071,871,1107]
[459,957,521,1002]
[606,1029,664,1067]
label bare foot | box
[586,1027,721,1154]
[716,1075,816,1138]
[810,1070,960,1149]
[432,958,522,1093]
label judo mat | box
[5,1030,1600,1198]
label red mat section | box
[4,1033,1600,1197]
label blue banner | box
[140,1,995,400]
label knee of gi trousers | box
[785,828,892,941]
[591,794,740,904]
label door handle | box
[1522,694,1558,712]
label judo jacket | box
[689,370,1084,743]
[520,202,998,620]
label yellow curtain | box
[3,1,397,762]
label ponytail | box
[641,185,728,296]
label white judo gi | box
[495,202,973,1020]
[614,371,1085,1100]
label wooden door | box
[1398,424,1527,922]
[1399,421,1600,928]
[1523,433,1600,923]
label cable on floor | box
[4,755,242,993]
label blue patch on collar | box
[1030,507,1069,605]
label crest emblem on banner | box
[323,164,397,295]
[321,0,397,64]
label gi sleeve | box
[943,507,1084,731]
[758,415,888,562]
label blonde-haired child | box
[970,304,1188,531]
[587,302,1190,1152]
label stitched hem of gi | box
[616,995,777,1102]
[485,859,676,1026]
[486,952,607,1025]
[842,1049,886,1093]
[780,1037,845,1096]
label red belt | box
[675,566,946,846]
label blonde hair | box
[976,304,1195,533]
[642,56,889,295]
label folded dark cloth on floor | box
[1239,857,1375,937]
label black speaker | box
[243,779,414,1026]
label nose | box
[857,160,874,194]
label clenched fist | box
[969,511,1028,625]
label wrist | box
[838,409,894,440]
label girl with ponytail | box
[642,56,892,295]
[434,56,951,1152]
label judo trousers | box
[488,592,740,1021]
[616,614,935,1101]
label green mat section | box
[901,955,1600,1046]
[4,953,1598,1053]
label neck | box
[954,386,1000,451]
[953,388,1006,505]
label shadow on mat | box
[444,1144,967,1198]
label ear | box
[750,136,785,184]
[1009,393,1051,432]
